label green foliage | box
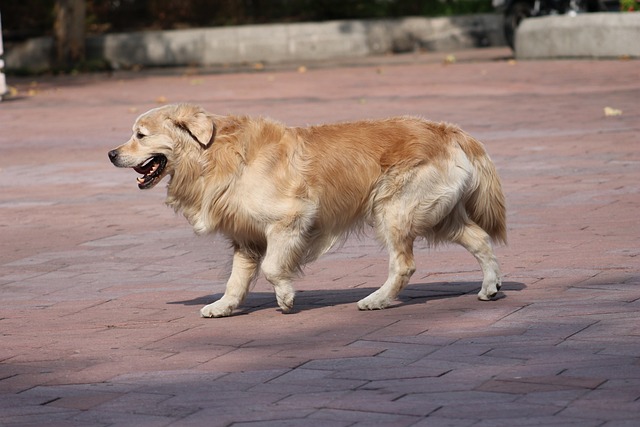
[620,0,638,10]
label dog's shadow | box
[168,281,526,316]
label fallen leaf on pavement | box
[604,106,622,117]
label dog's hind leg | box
[454,222,502,301]
[200,246,261,318]
[357,222,416,310]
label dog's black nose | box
[108,150,118,163]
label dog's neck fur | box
[164,116,278,242]
[164,151,211,234]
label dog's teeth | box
[137,177,144,184]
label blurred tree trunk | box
[54,0,85,69]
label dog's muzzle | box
[108,150,168,190]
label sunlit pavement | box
[1,48,639,426]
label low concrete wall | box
[516,13,640,59]
[5,14,503,72]
[4,37,54,73]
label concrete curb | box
[5,14,503,72]
[516,12,640,59]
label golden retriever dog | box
[109,104,506,317]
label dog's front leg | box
[200,246,261,318]
[260,229,302,313]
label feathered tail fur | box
[462,136,507,245]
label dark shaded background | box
[2,0,493,41]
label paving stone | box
[410,417,479,427]
[322,388,441,417]
[472,416,603,427]
[71,409,179,426]
[176,406,316,427]
[601,421,640,427]
[307,407,420,425]
[231,420,352,427]
[558,399,640,421]
[433,401,561,420]
[397,390,519,407]
[477,375,605,394]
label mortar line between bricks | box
[140,327,195,349]
[359,318,406,340]
[493,303,532,323]
[391,393,408,402]
[40,397,62,406]
[0,374,19,383]
[361,325,437,352]
[422,405,444,419]
[588,199,621,213]
[589,266,634,274]
[568,271,603,287]
[348,338,430,350]
[628,295,640,304]
[556,320,600,344]
[238,339,259,348]
[320,405,428,420]
[261,368,296,384]
[248,358,315,389]
[59,298,115,317]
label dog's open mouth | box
[133,154,167,189]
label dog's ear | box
[172,111,216,149]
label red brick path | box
[1,48,639,426]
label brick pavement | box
[1,48,639,426]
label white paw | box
[200,301,234,318]
[357,292,392,310]
[477,291,492,301]
[276,292,295,313]
[477,280,501,301]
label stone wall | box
[5,14,504,72]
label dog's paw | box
[200,301,234,318]
[477,292,493,301]
[477,280,501,301]
[357,293,391,310]
[276,293,295,313]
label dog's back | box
[291,117,506,246]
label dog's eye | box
[136,132,146,140]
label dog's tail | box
[460,134,507,245]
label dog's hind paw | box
[276,293,295,313]
[477,292,494,301]
[477,281,501,301]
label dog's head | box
[108,104,215,189]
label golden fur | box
[109,104,506,317]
